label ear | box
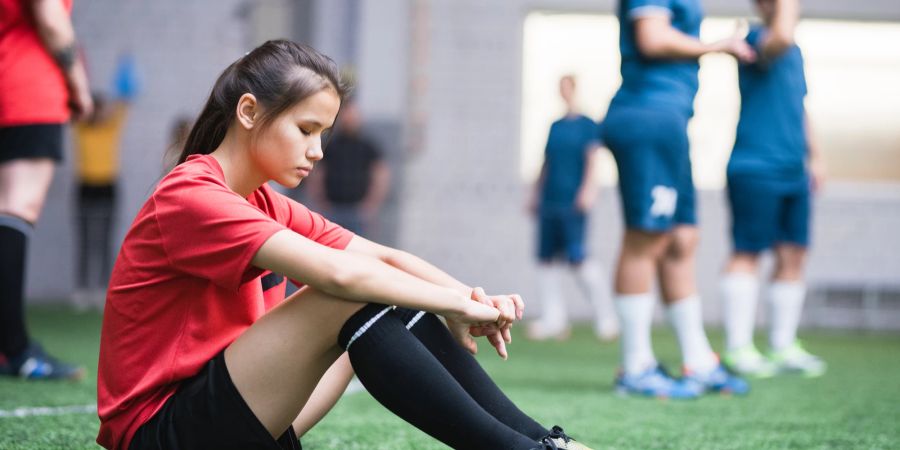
[236,93,258,130]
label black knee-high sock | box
[338,304,538,450]
[394,308,550,441]
[0,214,32,357]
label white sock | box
[536,264,567,328]
[573,260,617,330]
[666,295,718,373]
[720,272,760,352]
[768,280,807,352]
[614,292,656,375]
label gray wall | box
[26,0,900,331]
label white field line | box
[0,403,97,418]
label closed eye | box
[299,127,312,136]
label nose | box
[307,139,324,162]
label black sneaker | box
[6,342,85,381]
[541,425,594,450]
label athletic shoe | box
[682,363,750,395]
[723,345,777,378]
[615,365,701,399]
[542,425,594,450]
[768,341,826,377]
[525,320,571,341]
[6,342,85,381]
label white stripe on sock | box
[345,306,394,350]
[0,404,96,418]
[405,310,427,330]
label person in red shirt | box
[0,0,92,380]
[98,40,593,450]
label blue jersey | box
[730,25,808,180]
[611,0,704,117]
[540,115,600,207]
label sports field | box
[0,306,897,450]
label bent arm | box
[634,15,714,59]
[758,0,799,60]
[252,230,477,319]
[29,0,92,118]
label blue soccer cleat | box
[5,342,85,381]
[615,364,701,399]
[682,363,749,395]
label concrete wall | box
[26,0,900,331]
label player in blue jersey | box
[602,0,756,398]
[720,0,826,378]
[526,75,619,342]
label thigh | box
[561,209,588,264]
[0,158,55,222]
[537,209,564,262]
[777,182,811,248]
[727,176,782,253]
[607,108,684,232]
[129,352,301,450]
[225,287,365,438]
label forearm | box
[771,0,799,47]
[30,0,89,108]
[635,18,715,60]
[382,249,472,296]
[255,231,468,316]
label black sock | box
[0,215,32,357]
[338,304,538,450]
[394,308,550,441]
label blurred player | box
[526,75,618,342]
[0,0,91,380]
[720,0,826,378]
[602,0,755,398]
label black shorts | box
[129,352,301,450]
[0,124,64,164]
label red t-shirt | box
[0,0,73,126]
[96,154,353,450]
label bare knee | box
[0,159,55,223]
[726,252,760,274]
[663,226,698,261]
[622,229,671,261]
[774,244,807,281]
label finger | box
[502,325,512,344]
[488,332,508,360]
[511,295,525,320]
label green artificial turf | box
[1,306,898,449]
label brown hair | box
[178,40,349,165]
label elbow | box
[636,37,666,59]
[767,32,795,54]
[326,266,363,294]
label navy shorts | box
[603,106,696,231]
[727,173,810,253]
[537,206,587,264]
[129,351,301,450]
[0,123,64,164]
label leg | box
[0,158,53,357]
[393,308,550,441]
[225,287,365,437]
[291,353,355,437]
[338,305,540,450]
[528,210,569,340]
[768,243,808,351]
[658,226,717,374]
[614,229,669,374]
[721,252,762,353]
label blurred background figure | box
[602,0,754,398]
[720,0,826,378]
[305,94,390,237]
[164,115,194,172]
[526,75,618,342]
[0,0,91,380]
[70,53,139,310]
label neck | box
[210,126,267,198]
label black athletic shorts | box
[0,124,64,164]
[129,351,302,450]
